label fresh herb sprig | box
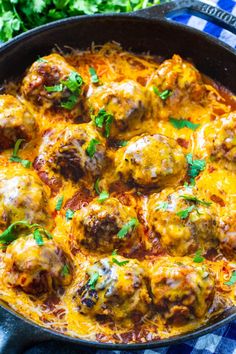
[169,117,200,131]
[93,109,113,138]
[117,218,139,239]
[112,250,129,266]
[9,139,32,168]
[186,153,206,184]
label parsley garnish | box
[9,139,32,168]
[117,140,128,147]
[179,195,212,206]
[89,67,99,83]
[65,209,74,221]
[86,138,100,157]
[60,71,83,110]
[33,228,44,246]
[117,218,139,239]
[94,178,101,195]
[61,264,70,277]
[224,271,236,286]
[176,205,195,219]
[186,153,206,184]
[193,250,204,263]
[44,84,63,92]
[37,57,48,63]
[98,190,109,203]
[55,196,64,211]
[60,94,78,110]
[111,250,129,266]
[153,86,172,100]
[169,117,200,131]
[155,201,169,211]
[88,272,99,290]
[0,220,52,245]
[93,109,114,138]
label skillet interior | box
[0,7,236,351]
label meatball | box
[147,187,219,256]
[195,112,236,171]
[34,123,108,184]
[21,54,84,120]
[150,259,215,323]
[115,134,186,189]
[0,94,36,151]
[87,80,150,137]
[218,212,236,260]
[72,197,139,253]
[76,257,151,322]
[4,234,72,295]
[0,167,51,230]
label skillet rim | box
[0,10,236,350]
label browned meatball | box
[150,259,215,324]
[4,234,72,295]
[21,54,85,121]
[115,134,186,189]
[72,197,139,253]
[34,123,108,185]
[86,80,150,137]
[0,94,36,151]
[76,256,151,323]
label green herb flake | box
[33,229,44,246]
[55,196,64,211]
[89,67,99,83]
[98,190,109,203]
[88,272,99,290]
[61,94,78,110]
[155,201,169,211]
[224,271,236,286]
[37,57,48,63]
[112,257,129,266]
[117,218,139,239]
[176,205,195,219]
[44,84,63,92]
[86,138,100,157]
[153,86,172,100]
[94,178,101,195]
[93,109,114,138]
[9,139,32,168]
[186,153,206,183]
[61,71,83,93]
[117,140,128,147]
[169,117,200,131]
[179,195,212,206]
[65,209,75,221]
[61,264,70,277]
[193,250,204,263]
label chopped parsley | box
[153,86,172,100]
[60,94,78,110]
[86,138,100,157]
[9,139,32,168]
[224,271,236,286]
[155,201,169,211]
[55,196,64,211]
[37,57,48,63]
[33,228,44,246]
[169,117,200,131]
[93,109,114,138]
[186,153,206,184]
[44,84,63,92]
[176,205,195,219]
[61,71,83,93]
[94,178,101,195]
[61,264,70,277]
[193,250,204,263]
[65,209,75,221]
[179,195,212,207]
[117,218,139,239]
[98,190,109,203]
[117,140,128,147]
[88,272,99,290]
[89,67,99,83]
[111,249,129,266]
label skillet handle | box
[134,0,236,35]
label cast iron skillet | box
[0,0,236,352]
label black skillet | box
[0,1,236,353]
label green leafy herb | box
[112,257,129,266]
[93,109,114,138]
[179,195,212,206]
[186,153,206,184]
[94,178,101,195]
[60,94,78,110]
[65,209,74,221]
[193,250,204,263]
[55,196,64,211]
[44,83,63,92]
[117,218,139,239]
[169,117,200,131]
[86,138,100,157]
[117,140,128,147]
[89,67,99,83]
[224,271,236,286]
[88,272,99,290]
[61,71,83,93]
[98,190,109,203]
[155,201,169,211]
[9,139,32,168]
[153,86,172,100]
[33,228,44,246]
[61,264,70,277]
[37,57,48,63]
[176,205,195,219]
